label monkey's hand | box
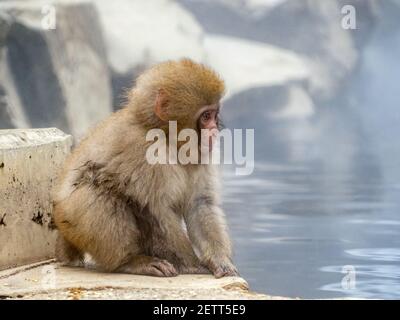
[207,257,239,278]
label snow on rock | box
[179,0,376,101]
[95,0,205,74]
[208,0,287,16]
[204,34,310,98]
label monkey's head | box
[130,59,225,150]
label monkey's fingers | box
[150,259,179,277]
[213,264,239,279]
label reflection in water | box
[345,248,400,262]
[321,264,400,299]
[223,158,400,299]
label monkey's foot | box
[213,264,239,279]
[119,256,178,277]
[207,259,239,279]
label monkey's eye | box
[201,111,212,123]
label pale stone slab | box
[0,128,72,270]
[0,261,278,300]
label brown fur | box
[52,59,237,278]
[130,58,225,131]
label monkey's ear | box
[154,89,169,121]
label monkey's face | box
[196,103,221,153]
[154,88,223,152]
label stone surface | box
[0,0,113,138]
[0,260,282,300]
[0,128,72,271]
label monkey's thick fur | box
[52,59,238,277]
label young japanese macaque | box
[52,59,238,278]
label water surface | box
[221,102,400,299]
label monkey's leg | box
[55,233,84,267]
[54,186,178,277]
[151,205,205,273]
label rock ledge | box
[0,260,283,300]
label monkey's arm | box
[185,195,238,278]
[149,202,202,271]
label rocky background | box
[1,0,400,197]
[1,0,394,141]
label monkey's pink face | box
[197,104,221,152]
